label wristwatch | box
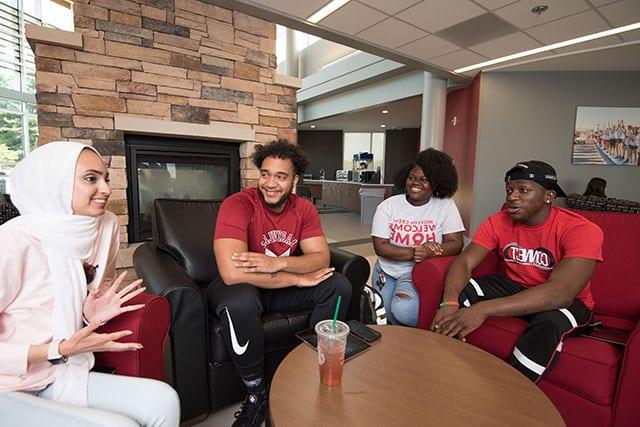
[47,339,68,365]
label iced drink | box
[315,319,349,387]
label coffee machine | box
[352,152,374,183]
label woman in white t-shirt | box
[371,149,464,326]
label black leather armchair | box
[133,199,370,422]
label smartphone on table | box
[347,320,382,343]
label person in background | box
[432,160,603,383]
[209,140,351,427]
[583,177,607,198]
[371,148,464,326]
[0,142,179,426]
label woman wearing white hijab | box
[0,142,179,426]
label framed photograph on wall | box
[572,106,639,166]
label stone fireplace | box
[27,0,301,261]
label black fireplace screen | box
[125,135,240,242]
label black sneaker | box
[231,393,268,427]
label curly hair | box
[393,162,418,192]
[250,139,310,176]
[393,149,458,198]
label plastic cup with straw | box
[316,295,349,386]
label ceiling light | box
[308,0,351,24]
[454,21,640,74]
[382,109,389,114]
[310,125,316,128]
[380,124,386,128]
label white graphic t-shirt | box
[371,194,465,277]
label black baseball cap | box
[504,160,567,197]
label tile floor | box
[194,211,374,427]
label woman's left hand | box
[83,271,146,325]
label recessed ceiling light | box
[310,125,316,129]
[308,0,351,24]
[380,124,386,128]
[382,109,389,114]
[455,20,640,74]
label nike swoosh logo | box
[224,307,249,356]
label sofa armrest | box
[412,251,501,330]
[612,320,640,426]
[94,293,170,381]
[133,242,210,421]
[412,256,457,330]
[330,247,370,321]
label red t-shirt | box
[472,206,603,309]
[214,188,324,257]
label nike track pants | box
[459,275,592,382]
[207,273,352,379]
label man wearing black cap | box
[431,160,603,382]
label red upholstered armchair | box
[94,293,170,381]
[412,210,640,427]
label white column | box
[420,72,447,151]
[285,28,298,77]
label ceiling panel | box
[356,17,427,48]
[398,35,460,60]
[526,10,610,44]
[320,2,387,35]
[469,31,542,58]
[589,0,621,6]
[621,30,640,42]
[495,0,591,29]
[250,0,331,19]
[472,0,519,10]
[357,0,422,16]
[396,0,485,33]
[598,0,640,27]
[428,48,486,69]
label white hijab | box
[3,141,103,406]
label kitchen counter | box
[299,180,394,213]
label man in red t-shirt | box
[432,160,603,382]
[208,140,351,426]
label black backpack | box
[359,285,388,325]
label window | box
[0,0,72,193]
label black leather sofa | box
[133,199,370,422]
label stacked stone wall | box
[32,0,298,245]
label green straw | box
[332,296,342,331]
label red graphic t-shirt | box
[472,206,603,309]
[214,188,324,257]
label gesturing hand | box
[231,252,285,274]
[59,321,143,358]
[83,271,146,325]
[297,268,335,287]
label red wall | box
[442,74,481,234]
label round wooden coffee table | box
[270,325,564,426]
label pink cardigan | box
[0,213,118,392]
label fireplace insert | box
[125,135,240,242]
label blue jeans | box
[372,261,418,327]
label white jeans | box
[0,372,180,427]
